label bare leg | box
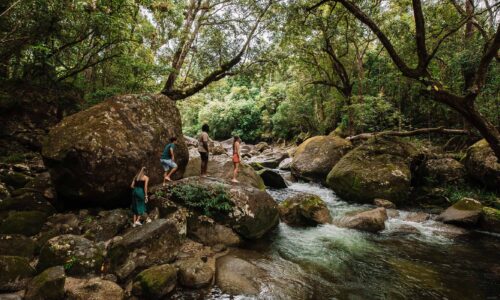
[163,172,169,185]
[166,167,177,181]
[232,162,239,182]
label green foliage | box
[443,185,498,207]
[171,183,233,217]
[63,256,78,271]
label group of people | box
[129,124,242,227]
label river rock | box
[38,235,104,276]
[42,93,188,207]
[184,135,198,148]
[215,255,263,296]
[0,234,35,258]
[187,215,241,246]
[132,264,177,299]
[0,182,10,199]
[255,142,270,152]
[292,135,352,182]
[327,136,419,204]
[158,177,279,239]
[107,219,180,280]
[464,139,500,190]
[257,169,287,189]
[374,199,396,209]
[0,191,55,215]
[338,207,388,233]
[81,209,129,242]
[25,266,65,300]
[0,211,48,236]
[0,172,31,190]
[248,152,288,169]
[183,150,265,190]
[421,158,465,185]
[437,198,482,226]
[177,258,214,288]
[0,255,35,291]
[480,207,500,233]
[278,157,292,170]
[210,141,226,155]
[279,193,332,226]
[65,277,124,300]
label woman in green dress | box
[130,167,151,227]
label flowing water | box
[178,178,500,300]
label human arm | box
[170,146,175,162]
[144,176,149,203]
[130,178,135,189]
[236,142,240,159]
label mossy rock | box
[0,192,55,215]
[437,198,482,226]
[480,207,500,233]
[279,193,332,226]
[25,266,65,300]
[0,172,32,189]
[326,136,418,204]
[257,169,287,189]
[0,234,36,258]
[134,264,177,299]
[0,255,36,291]
[464,139,500,190]
[0,211,48,236]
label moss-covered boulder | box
[257,169,287,189]
[25,266,65,300]
[0,172,31,189]
[64,277,124,300]
[480,207,500,233]
[278,193,332,226]
[291,135,352,182]
[81,209,129,242]
[38,235,104,276]
[0,234,35,258]
[107,219,180,280]
[154,177,279,239]
[420,158,465,185]
[464,139,500,190]
[335,207,388,233]
[42,94,188,207]
[326,136,419,204]
[437,198,483,226]
[0,255,35,291]
[0,211,48,236]
[183,150,265,190]
[133,264,177,299]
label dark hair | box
[233,136,240,149]
[170,137,177,142]
[202,124,209,132]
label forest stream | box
[174,172,500,300]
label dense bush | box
[171,183,233,217]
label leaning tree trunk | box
[462,104,500,160]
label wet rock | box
[177,258,214,288]
[0,255,35,291]
[38,235,104,276]
[158,177,279,239]
[374,199,396,209]
[132,264,177,299]
[107,219,180,280]
[338,207,388,233]
[64,277,124,300]
[292,135,352,182]
[0,234,35,258]
[404,211,431,223]
[0,211,48,236]
[215,255,263,296]
[387,209,400,218]
[257,169,287,189]
[25,266,65,300]
[187,216,241,246]
[278,157,292,170]
[464,139,500,189]
[327,136,419,204]
[279,193,332,226]
[82,209,129,242]
[480,207,500,233]
[183,150,265,190]
[420,158,465,185]
[42,94,188,207]
[437,198,482,226]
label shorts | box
[200,152,209,162]
[232,154,240,163]
[160,159,177,171]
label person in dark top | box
[130,167,151,227]
[198,124,210,176]
[160,137,178,185]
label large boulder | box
[132,264,177,299]
[187,215,241,246]
[0,255,35,291]
[156,177,279,239]
[25,266,65,300]
[81,209,129,242]
[464,139,500,190]
[42,94,188,207]
[215,255,263,296]
[480,207,500,233]
[183,149,265,190]
[437,198,483,226]
[420,158,465,185]
[278,194,332,226]
[248,152,288,169]
[38,235,104,276]
[177,258,214,289]
[326,136,419,204]
[335,207,388,233]
[291,135,352,182]
[64,277,124,300]
[107,219,181,280]
[257,169,287,189]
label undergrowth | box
[171,183,233,217]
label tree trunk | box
[461,104,500,160]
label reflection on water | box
[178,179,500,299]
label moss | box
[482,207,500,220]
[25,266,65,300]
[0,255,35,288]
[0,234,36,258]
[452,198,482,211]
[136,264,177,299]
[0,211,47,236]
[1,172,31,189]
